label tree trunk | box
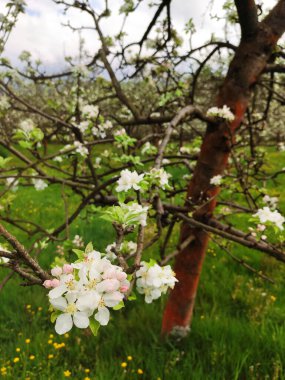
[162,0,285,335]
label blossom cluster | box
[136,261,178,303]
[206,105,235,122]
[44,249,130,334]
[253,207,284,231]
[210,174,223,186]
[115,168,171,193]
[32,178,48,191]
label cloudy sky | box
[0,0,277,72]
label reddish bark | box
[162,0,285,335]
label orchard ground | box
[0,147,285,380]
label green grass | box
[1,150,285,379]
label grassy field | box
[1,149,285,379]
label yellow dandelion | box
[137,369,144,375]
[84,369,90,373]
[16,348,21,352]
[63,370,71,377]
[49,334,54,338]
[121,362,127,368]
[64,333,69,339]
[270,295,277,302]
[25,339,31,344]
[26,305,31,309]
[127,356,133,361]
[13,358,20,363]
[84,378,91,380]
[29,355,35,360]
[48,354,54,359]
[48,339,53,344]
[1,367,7,372]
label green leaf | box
[19,140,33,149]
[50,311,60,323]
[117,192,126,203]
[89,319,100,336]
[128,293,137,301]
[146,259,157,268]
[0,157,12,168]
[85,242,93,254]
[113,301,125,310]
[72,249,85,259]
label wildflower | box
[127,356,133,361]
[270,295,277,302]
[84,378,91,380]
[138,369,144,374]
[84,369,90,373]
[38,306,43,311]
[63,370,71,377]
[64,333,69,339]
[210,175,222,186]
[48,354,54,359]
[16,348,21,352]
[25,339,31,344]
[116,169,144,192]
[13,357,20,363]
[121,362,127,368]
[48,339,53,344]
[29,355,35,360]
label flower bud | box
[43,280,52,289]
[51,279,60,288]
[63,264,73,274]
[51,266,62,277]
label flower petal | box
[55,313,73,335]
[48,285,67,299]
[50,296,67,311]
[73,312,89,329]
[95,307,110,326]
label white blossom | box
[206,105,235,122]
[136,262,178,303]
[19,119,35,134]
[263,195,278,210]
[210,175,222,186]
[81,104,99,119]
[120,202,149,227]
[73,235,84,248]
[6,177,19,191]
[74,141,88,157]
[46,249,130,333]
[116,169,144,192]
[0,95,9,110]
[148,168,171,189]
[32,179,48,191]
[114,128,126,136]
[253,207,284,231]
